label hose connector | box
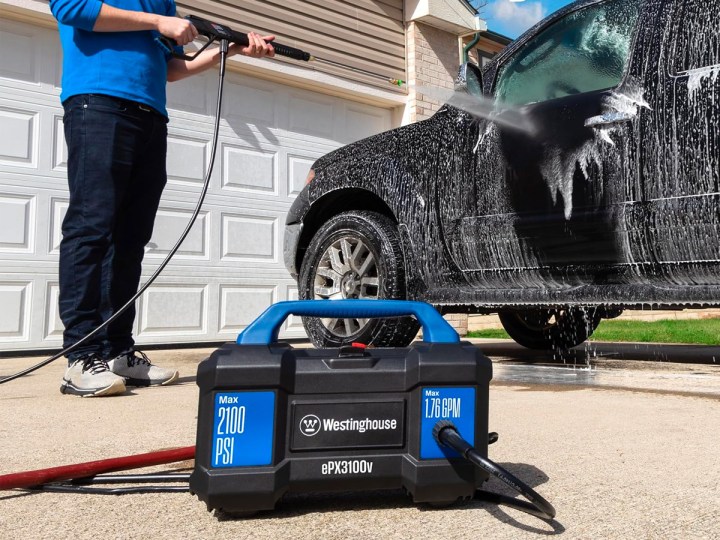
[433,420,473,457]
[432,420,455,443]
[432,420,556,521]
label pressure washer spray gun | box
[159,14,406,87]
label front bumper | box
[284,188,312,279]
[283,222,303,279]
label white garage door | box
[0,18,392,351]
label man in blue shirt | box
[50,0,275,396]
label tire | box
[298,210,420,348]
[498,307,601,351]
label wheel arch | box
[295,188,397,275]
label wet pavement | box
[480,339,720,365]
[2,341,720,539]
[475,340,720,400]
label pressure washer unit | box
[0,300,555,521]
[190,300,555,519]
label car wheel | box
[298,210,420,347]
[498,308,600,350]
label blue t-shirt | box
[50,0,180,117]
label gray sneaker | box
[60,355,127,397]
[107,350,179,387]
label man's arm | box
[49,0,275,82]
[166,32,275,82]
[49,0,197,45]
[92,3,197,44]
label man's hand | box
[156,16,198,46]
[168,32,276,83]
[229,32,276,58]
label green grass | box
[467,318,720,345]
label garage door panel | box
[0,99,71,185]
[0,281,31,341]
[166,133,209,186]
[221,144,277,195]
[224,81,276,125]
[44,281,63,340]
[48,197,67,256]
[218,285,277,335]
[284,285,304,335]
[288,94,337,139]
[167,75,209,116]
[147,209,209,260]
[287,154,315,198]
[0,25,38,85]
[0,19,62,90]
[0,193,35,254]
[221,213,278,263]
[0,106,38,168]
[345,103,392,143]
[52,114,68,171]
[138,284,208,336]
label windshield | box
[495,0,639,106]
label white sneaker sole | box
[161,370,180,386]
[60,377,127,397]
[122,370,180,387]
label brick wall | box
[406,21,459,122]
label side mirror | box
[455,62,484,96]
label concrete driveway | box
[1,343,719,539]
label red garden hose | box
[0,446,195,490]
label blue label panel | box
[420,386,476,459]
[211,391,275,468]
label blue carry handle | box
[237,299,459,345]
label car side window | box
[669,0,720,74]
[494,0,639,106]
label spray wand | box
[165,15,405,87]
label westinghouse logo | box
[299,414,321,436]
[299,415,398,437]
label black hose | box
[32,472,194,494]
[0,40,230,385]
[28,485,190,495]
[433,420,556,521]
[70,473,191,485]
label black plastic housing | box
[190,341,492,514]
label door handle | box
[584,111,635,128]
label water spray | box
[414,84,537,135]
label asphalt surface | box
[1,341,720,539]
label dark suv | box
[284,0,720,350]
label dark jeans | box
[59,94,168,362]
